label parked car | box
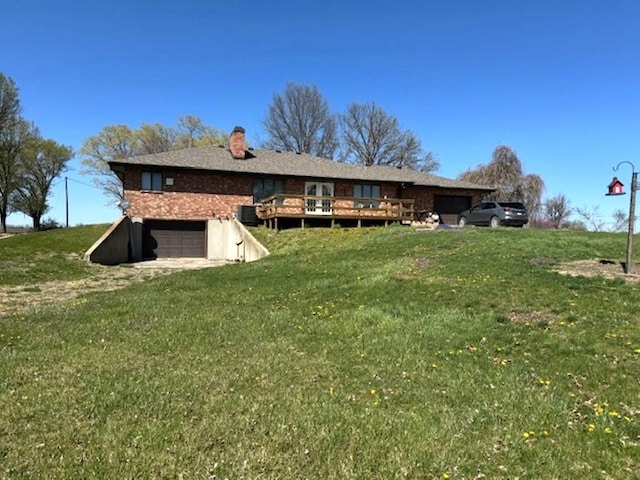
[457,202,528,227]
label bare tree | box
[543,193,572,229]
[12,132,73,230]
[612,209,627,232]
[520,173,544,222]
[262,82,338,158]
[574,205,605,232]
[338,102,439,172]
[0,73,25,232]
[80,116,225,204]
[458,145,544,217]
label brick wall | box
[124,165,487,221]
[125,167,254,219]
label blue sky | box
[3,0,639,228]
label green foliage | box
[0,73,71,233]
[2,227,640,478]
[79,116,226,203]
[12,134,73,230]
[0,72,26,233]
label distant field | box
[1,225,639,479]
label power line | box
[66,176,102,190]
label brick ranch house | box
[92,126,492,261]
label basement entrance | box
[143,220,206,258]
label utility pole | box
[65,176,69,228]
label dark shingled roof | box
[109,145,493,191]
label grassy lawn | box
[1,225,639,479]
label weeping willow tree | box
[458,145,544,218]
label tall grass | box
[1,226,639,479]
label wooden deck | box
[257,194,415,229]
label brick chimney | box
[229,126,246,159]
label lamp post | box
[607,162,637,274]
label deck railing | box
[257,194,415,226]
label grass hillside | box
[1,225,639,479]
[0,224,108,285]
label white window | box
[305,182,334,215]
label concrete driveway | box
[132,258,233,269]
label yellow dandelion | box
[588,424,596,432]
[604,427,612,434]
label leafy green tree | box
[458,145,544,217]
[80,116,225,204]
[338,102,439,172]
[0,73,25,232]
[80,125,135,203]
[12,131,73,230]
[174,115,226,149]
[262,82,338,158]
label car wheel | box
[458,217,467,227]
[489,216,500,228]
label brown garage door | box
[144,220,206,258]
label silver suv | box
[457,202,528,227]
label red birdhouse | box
[607,177,625,196]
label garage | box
[143,220,206,258]
[433,195,472,225]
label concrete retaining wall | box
[84,216,131,265]
[207,218,269,262]
[87,217,268,265]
